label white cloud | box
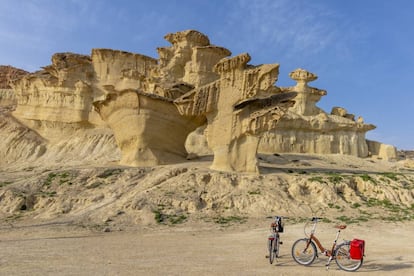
[219,0,362,64]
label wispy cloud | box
[0,2,79,51]
[217,0,362,64]
[0,1,119,70]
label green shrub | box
[351,203,361,209]
[153,209,164,223]
[214,215,247,224]
[380,172,399,181]
[97,169,123,178]
[322,218,332,223]
[309,176,324,183]
[0,181,13,187]
[359,174,377,184]
[328,203,341,209]
[43,173,57,186]
[336,216,366,224]
[327,174,343,184]
[248,189,261,195]
[169,214,187,224]
[153,209,187,225]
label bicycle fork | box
[325,229,342,270]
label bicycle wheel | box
[335,243,363,271]
[268,238,275,264]
[291,238,317,266]
[274,235,280,258]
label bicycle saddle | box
[335,225,347,229]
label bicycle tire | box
[335,243,363,271]
[275,234,280,258]
[291,238,317,266]
[268,239,275,264]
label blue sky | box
[1,0,413,150]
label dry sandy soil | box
[0,218,413,275]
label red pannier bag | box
[349,239,365,260]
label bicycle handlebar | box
[311,217,324,221]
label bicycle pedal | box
[279,241,283,244]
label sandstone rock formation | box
[11,53,98,141]
[3,29,396,172]
[91,30,296,170]
[367,140,398,161]
[258,68,377,157]
[175,52,296,173]
[91,30,230,166]
[0,65,28,89]
[0,65,28,106]
[185,67,382,160]
[3,57,119,167]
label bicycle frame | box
[307,218,347,268]
[267,216,284,264]
[306,219,343,258]
[292,217,363,271]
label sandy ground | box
[0,219,413,276]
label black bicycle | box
[266,216,285,264]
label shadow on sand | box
[357,259,413,272]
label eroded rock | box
[3,30,386,172]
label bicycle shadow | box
[268,254,414,272]
[360,259,414,272]
[267,253,323,267]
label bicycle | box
[266,216,285,264]
[291,217,364,271]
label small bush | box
[97,168,123,178]
[169,214,187,224]
[351,203,361,209]
[153,209,164,223]
[248,189,261,195]
[380,172,399,181]
[43,173,57,186]
[58,171,73,185]
[359,174,377,184]
[328,174,343,184]
[153,209,187,225]
[214,215,247,224]
[40,191,57,197]
[328,203,341,209]
[309,176,324,183]
[336,216,364,224]
[0,181,13,187]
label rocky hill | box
[1,141,413,230]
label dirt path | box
[0,220,412,275]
